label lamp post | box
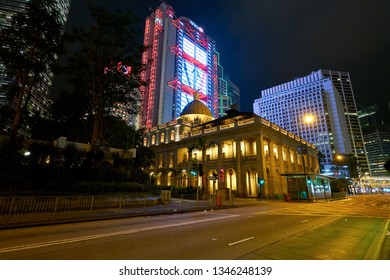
[228,169,233,205]
[296,113,315,201]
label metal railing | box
[0,193,220,228]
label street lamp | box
[333,154,351,179]
[228,169,233,205]
[296,113,315,201]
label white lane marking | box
[228,236,255,246]
[302,220,309,223]
[0,214,238,254]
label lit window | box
[264,143,269,156]
[273,145,278,159]
[160,132,165,143]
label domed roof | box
[180,92,212,117]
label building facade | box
[320,70,369,175]
[0,0,72,134]
[216,51,230,116]
[227,76,240,111]
[143,95,325,200]
[0,0,30,104]
[140,3,220,129]
[254,69,369,177]
[358,105,390,177]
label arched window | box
[273,144,278,159]
[290,149,295,163]
[264,143,269,156]
[160,132,165,143]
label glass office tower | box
[140,3,219,129]
[254,69,369,176]
[0,0,72,134]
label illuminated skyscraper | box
[215,51,229,116]
[254,69,369,176]
[0,1,29,104]
[358,105,390,177]
[320,70,369,175]
[140,3,219,128]
[0,0,71,133]
[227,75,240,111]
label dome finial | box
[193,90,200,101]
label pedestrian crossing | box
[252,201,389,218]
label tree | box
[66,3,145,149]
[51,90,92,142]
[384,159,390,172]
[333,153,359,178]
[0,0,65,138]
[188,136,217,192]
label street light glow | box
[303,113,315,124]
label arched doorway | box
[245,169,257,197]
[167,171,175,186]
[149,172,156,185]
[227,169,236,191]
[156,172,162,185]
[208,169,218,194]
[179,171,188,187]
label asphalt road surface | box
[0,194,389,260]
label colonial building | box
[143,94,325,200]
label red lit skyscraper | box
[140,3,219,128]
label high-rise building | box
[254,69,369,176]
[140,3,219,129]
[226,75,240,110]
[0,1,29,103]
[215,51,229,116]
[0,0,71,133]
[358,105,390,177]
[358,105,379,127]
[320,70,369,175]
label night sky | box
[52,0,390,114]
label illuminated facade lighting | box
[140,3,219,129]
[254,69,369,176]
[358,105,390,177]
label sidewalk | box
[0,197,247,230]
[0,196,313,230]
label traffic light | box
[257,178,265,186]
[191,163,197,176]
[218,168,225,182]
[198,164,203,176]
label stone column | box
[235,139,243,196]
[256,135,266,197]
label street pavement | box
[0,194,388,260]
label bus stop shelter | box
[280,173,333,202]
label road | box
[0,194,389,260]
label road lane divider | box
[228,236,254,246]
[0,214,238,254]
